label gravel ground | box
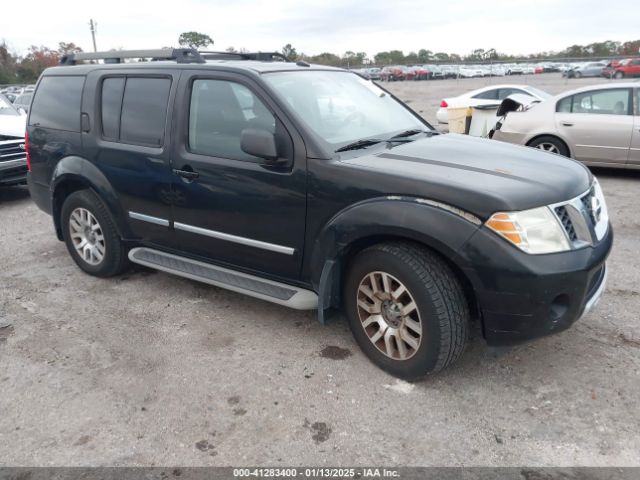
[1,74,639,467]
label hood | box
[0,114,27,138]
[341,133,592,219]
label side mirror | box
[240,128,278,162]
[17,108,26,116]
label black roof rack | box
[198,51,291,62]
[59,49,292,66]
[59,48,205,65]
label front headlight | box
[485,207,570,254]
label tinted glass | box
[472,89,498,100]
[498,88,528,100]
[189,80,276,162]
[101,77,125,140]
[571,89,630,115]
[30,76,84,131]
[120,77,171,146]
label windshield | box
[0,95,19,116]
[262,71,428,150]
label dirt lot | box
[1,74,639,467]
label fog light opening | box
[550,294,570,321]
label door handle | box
[561,122,574,127]
[172,168,199,180]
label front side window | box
[189,79,276,162]
[29,76,85,131]
[263,71,426,149]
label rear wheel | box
[343,242,469,379]
[61,190,130,277]
[528,136,569,157]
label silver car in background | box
[493,83,640,168]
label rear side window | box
[100,76,171,147]
[30,76,85,131]
[472,89,498,100]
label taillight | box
[440,100,448,108]
[25,130,32,172]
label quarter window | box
[188,79,276,162]
[29,76,85,131]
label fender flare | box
[310,196,482,323]
[50,156,130,240]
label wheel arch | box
[51,156,129,241]
[309,198,482,324]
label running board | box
[128,247,318,310]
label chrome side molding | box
[128,211,170,227]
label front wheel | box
[61,190,130,277]
[343,242,469,379]
[614,71,624,79]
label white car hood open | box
[0,114,27,138]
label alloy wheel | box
[69,207,106,265]
[536,143,560,154]
[356,271,422,360]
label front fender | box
[308,197,482,321]
[51,156,130,239]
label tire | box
[61,189,130,277]
[343,242,469,379]
[614,71,624,79]
[528,135,569,157]
[575,71,582,79]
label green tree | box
[17,45,59,82]
[57,42,83,56]
[178,32,214,49]
[0,42,19,84]
[417,49,432,63]
[281,43,298,61]
[621,39,640,55]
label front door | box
[555,87,633,166]
[169,71,307,281]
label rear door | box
[555,88,633,165]
[168,70,307,280]
[82,69,179,246]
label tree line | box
[2,34,639,85]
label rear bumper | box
[459,224,613,346]
[0,158,28,186]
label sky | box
[1,0,639,58]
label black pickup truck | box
[26,49,612,379]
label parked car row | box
[561,58,640,79]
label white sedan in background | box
[436,84,551,124]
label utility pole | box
[89,19,98,52]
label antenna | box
[89,19,98,52]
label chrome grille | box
[554,206,577,242]
[0,140,26,163]
[551,179,609,248]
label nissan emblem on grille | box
[591,195,602,224]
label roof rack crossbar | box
[198,51,291,62]
[59,48,205,65]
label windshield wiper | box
[335,138,384,152]
[387,129,436,140]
